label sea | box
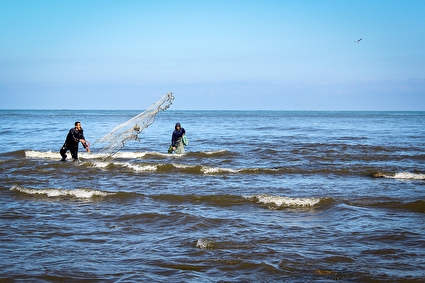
[1,110,424,282]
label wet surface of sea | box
[1,110,424,282]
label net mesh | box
[95,92,174,156]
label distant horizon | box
[1,108,424,112]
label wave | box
[0,149,27,159]
[24,149,231,160]
[372,171,425,180]
[389,172,425,180]
[114,161,158,172]
[196,238,253,250]
[187,149,233,157]
[24,150,151,160]
[21,151,425,179]
[244,194,324,208]
[350,199,425,214]
[22,151,245,174]
[150,194,329,210]
[10,185,115,199]
[9,184,422,213]
[9,185,328,211]
[25,150,59,159]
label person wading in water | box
[169,122,186,154]
[60,121,90,161]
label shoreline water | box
[1,110,424,282]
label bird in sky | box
[354,38,362,43]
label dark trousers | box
[60,143,78,160]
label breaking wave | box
[10,185,115,199]
[389,172,425,180]
[24,150,228,160]
[373,171,425,180]
[244,194,323,208]
[23,150,425,179]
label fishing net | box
[95,92,174,156]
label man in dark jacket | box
[60,121,90,161]
[170,122,186,154]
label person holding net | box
[60,121,90,161]
[169,122,186,154]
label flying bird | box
[354,38,362,43]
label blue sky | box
[1,0,424,110]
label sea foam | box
[25,150,59,159]
[10,185,114,199]
[201,166,240,174]
[245,194,322,207]
[115,162,158,172]
[389,172,425,180]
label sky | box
[1,0,424,110]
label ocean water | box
[1,110,424,282]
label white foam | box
[113,151,182,159]
[245,194,321,207]
[173,163,193,169]
[89,161,110,168]
[10,185,114,199]
[196,238,216,249]
[24,150,187,161]
[113,151,148,159]
[80,152,108,159]
[115,162,158,172]
[25,150,58,159]
[204,150,227,155]
[25,150,108,160]
[201,166,240,174]
[387,172,425,180]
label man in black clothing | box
[170,122,186,154]
[60,121,90,161]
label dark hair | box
[75,121,81,126]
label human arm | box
[171,131,177,147]
[75,129,90,152]
[81,141,90,152]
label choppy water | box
[1,110,424,282]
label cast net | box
[95,92,174,156]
